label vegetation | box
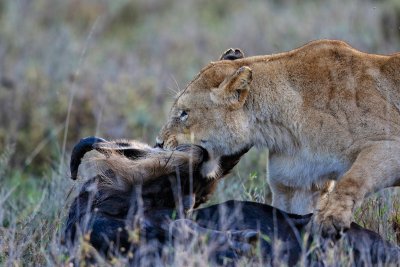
[0,0,400,265]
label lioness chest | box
[268,150,350,189]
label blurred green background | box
[1,0,400,174]
[1,0,400,264]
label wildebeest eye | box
[180,110,188,122]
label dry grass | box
[1,0,400,265]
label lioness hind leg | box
[313,141,400,237]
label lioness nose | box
[155,137,164,148]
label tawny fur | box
[157,39,400,236]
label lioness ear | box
[219,48,245,60]
[212,66,252,110]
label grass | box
[1,0,400,265]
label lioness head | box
[157,49,253,164]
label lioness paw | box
[311,197,353,238]
[311,214,350,239]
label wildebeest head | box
[69,136,248,209]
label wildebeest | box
[64,137,400,266]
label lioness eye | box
[180,110,188,122]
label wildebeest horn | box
[70,136,107,180]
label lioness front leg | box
[313,141,400,237]
[269,180,294,212]
[270,180,319,214]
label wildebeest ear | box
[218,146,250,176]
[219,48,245,60]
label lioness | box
[156,39,400,236]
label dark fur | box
[65,184,400,265]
